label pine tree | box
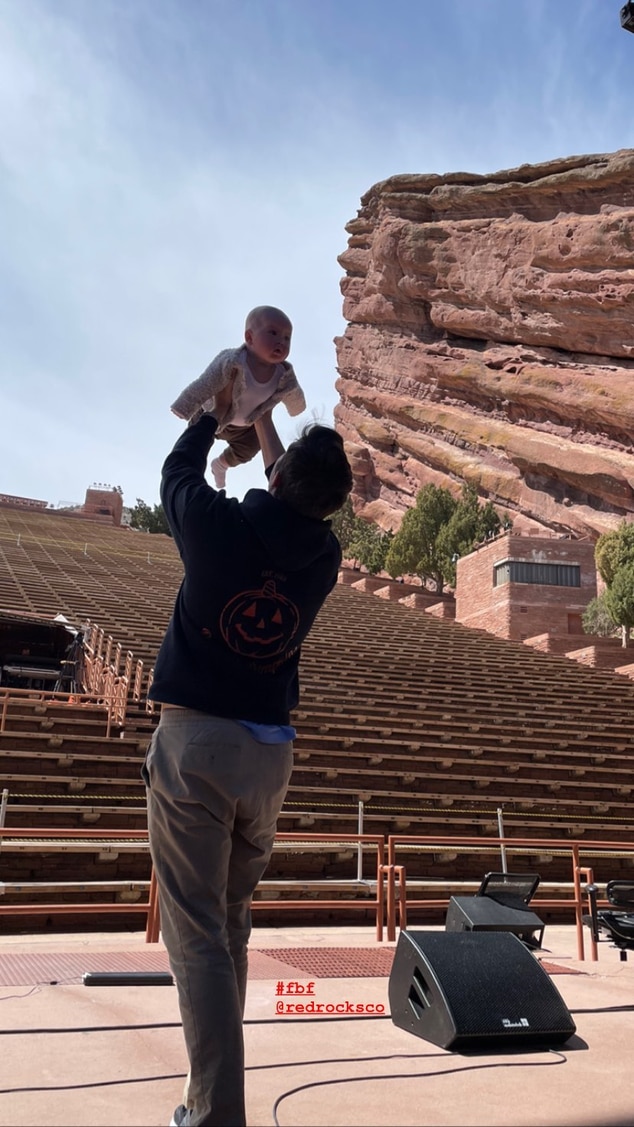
[129,499,171,536]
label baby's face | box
[246,314,292,366]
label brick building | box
[455,532,597,641]
[81,486,123,526]
[0,487,123,526]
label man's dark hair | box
[275,424,353,520]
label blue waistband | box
[237,720,296,744]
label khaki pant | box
[143,708,293,1126]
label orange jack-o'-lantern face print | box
[220,580,300,659]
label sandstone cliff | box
[335,150,634,538]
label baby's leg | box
[220,426,261,468]
[210,453,228,489]
[211,425,261,489]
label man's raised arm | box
[254,410,285,475]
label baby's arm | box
[281,381,306,418]
[170,350,236,422]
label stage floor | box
[0,923,632,1127]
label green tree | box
[595,521,634,585]
[605,562,634,648]
[385,482,508,593]
[364,528,393,576]
[437,485,503,586]
[385,484,458,593]
[592,522,634,646]
[329,498,358,556]
[582,592,619,638]
[129,498,171,536]
[330,498,393,574]
[348,520,393,575]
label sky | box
[1,0,634,509]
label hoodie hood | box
[240,488,336,572]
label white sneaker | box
[169,1106,191,1127]
[211,457,227,489]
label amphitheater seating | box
[2,504,634,926]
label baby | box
[171,306,306,489]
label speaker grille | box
[390,931,576,1050]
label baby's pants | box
[218,424,261,467]
[143,708,293,1126]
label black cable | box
[0,978,577,1126]
[0,976,84,1004]
[249,1050,444,1072]
[0,1020,182,1035]
[570,1005,634,1014]
[271,1050,568,1127]
[0,1048,567,1104]
[0,1073,186,1096]
[0,1011,393,1036]
[2,998,628,1039]
[0,984,44,1003]
[0,985,572,1124]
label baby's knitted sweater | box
[171,345,306,429]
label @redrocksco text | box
[274,980,385,1014]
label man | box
[143,401,352,1127]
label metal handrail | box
[2,822,631,955]
[0,688,110,734]
[385,833,634,957]
[0,828,387,943]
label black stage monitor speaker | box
[445,894,545,949]
[389,930,576,1052]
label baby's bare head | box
[244,307,293,367]
[245,306,292,334]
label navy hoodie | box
[149,415,341,724]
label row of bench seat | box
[2,507,634,927]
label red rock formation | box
[335,150,634,538]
